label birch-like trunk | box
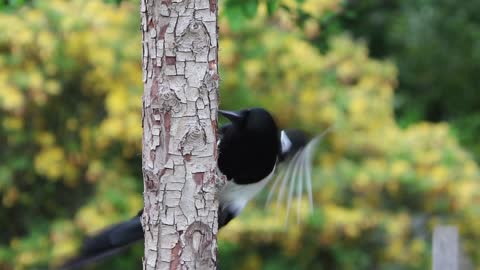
[140,0,220,269]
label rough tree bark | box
[140,0,220,269]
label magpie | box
[60,108,322,269]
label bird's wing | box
[265,128,331,225]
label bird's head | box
[217,108,280,184]
[219,108,278,138]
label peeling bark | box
[140,0,220,269]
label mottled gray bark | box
[140,0,220,269]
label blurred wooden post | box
[433,226,459,270]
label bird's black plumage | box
[279,129,310,162]
[59,212,143,269]
[217,108,280,227]
[218,108,279,185]
[60,108,319,269]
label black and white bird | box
[60,108,324,269]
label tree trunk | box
[140,0,220,269]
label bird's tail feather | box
[59,214,143,270]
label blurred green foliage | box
[0,0,31,9]
[331,0,480,159]
[0,1,143,268]
[0,0,479,270]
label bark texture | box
[140,0,219,269]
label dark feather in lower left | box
[59,213,143,270]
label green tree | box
[334,0,480,158]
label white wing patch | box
[280,130,292,155]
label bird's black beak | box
[218,110,243,123]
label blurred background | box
[0,0,479,269]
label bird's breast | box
[218,167,275,213]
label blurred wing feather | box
[266,128,330,225]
